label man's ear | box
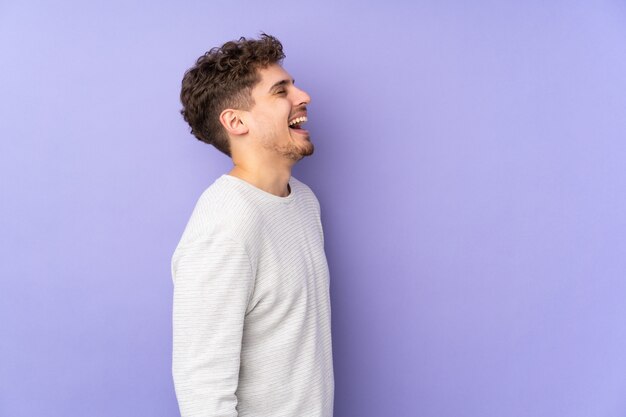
[219,109,249,136]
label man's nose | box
[294,86,311,106]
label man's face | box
[243,64,313,161]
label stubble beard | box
[262,133,315,162]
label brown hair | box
[179,33,285,157]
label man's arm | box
[171,235,254,417]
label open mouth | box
[288,116,308,130]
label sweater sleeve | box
[171,235,254,417]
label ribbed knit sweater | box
[171,174,334,417]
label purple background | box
[2,1,626,416]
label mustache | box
[289,105,308,118]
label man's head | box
[180,34,312,161]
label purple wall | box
[2,1,626,416]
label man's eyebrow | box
[269,79,295,92]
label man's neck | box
[228,165,292,197]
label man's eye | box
[276,89,286,95]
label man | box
[171,34,335,417]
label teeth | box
[288,116,307,127]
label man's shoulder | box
[198,174,262,212]
[176,175,263,247]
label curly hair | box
[179,33,286,157]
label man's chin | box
[292,141,315,161]
[297,139,314,157]
[262,136,314,161]
[285,145,313,162]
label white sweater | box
[171,174,334,417]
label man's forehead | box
[257,65,294,89]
